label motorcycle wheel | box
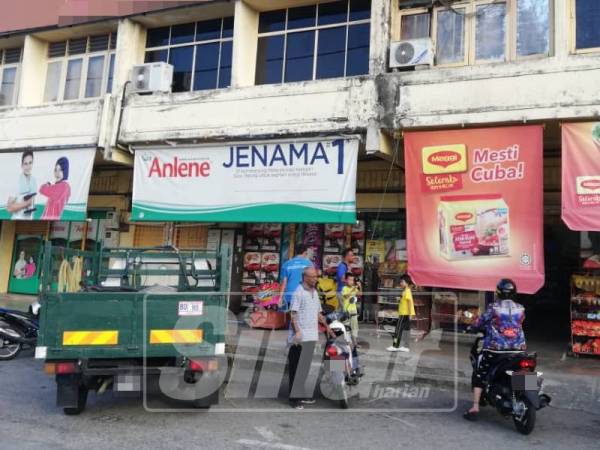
[513,396,536,435]
[0,323,23,360]
[337,380,349,409]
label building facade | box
[0,1,598,332]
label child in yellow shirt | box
[341,273,361,348]
[387,274,415,353]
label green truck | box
[36,242,230,414]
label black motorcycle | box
[469,335,551,435]
[0,302,39,360]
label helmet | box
[496,278,517,299]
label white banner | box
[0,148,95,221]
[132,138,358,223]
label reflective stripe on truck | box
[63,331,119,346]
[149,329,203,344]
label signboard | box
[561,122,600,231]
[0,148,95,221]
[404,126,544,294]
[132,138,358,223]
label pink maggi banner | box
[404,126,545,294]
[561,122,600,231]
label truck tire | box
[63,384,89,415]
[192,390,219,409]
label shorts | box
[349,315,359,339]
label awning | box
[132,137,359,224]
[561,122,600,231]
[0,148,95,221]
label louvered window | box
[0,46,22,106]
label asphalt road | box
[0,350,598,450]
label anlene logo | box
[455,212,473,222]
[428,151,462,169]
[148,157,211,178]
[580,179,600,191]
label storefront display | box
[431,289,486,334]
[570,273,600,356]
[241,223,282,297]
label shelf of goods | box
[570,273,600,356]
[431,289,485,334]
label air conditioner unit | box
[131,62,173,93]
[389,38,433,68]
[104,230,120,248]
[105,211,120,229]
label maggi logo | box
[422,144,467,175]
[581,179,600,191]
[455,212,473,222]
[428,151,461,168]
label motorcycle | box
[0,300,40,360]
[469,334,551,435]
[319,309,361,409]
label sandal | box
[463,410,479,421]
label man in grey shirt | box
[288,266,333,409]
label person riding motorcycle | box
[464,278,526,421]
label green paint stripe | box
[132,203,356,224]
[134,200,356,211]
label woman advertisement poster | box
[40,157,71,220]
[0,149,94,221]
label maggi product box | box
[438,194,509,260]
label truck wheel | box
[63,385,89,415]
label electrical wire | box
[369,137,401,242]
[436,0,506,18]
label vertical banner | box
[404,126,544,294]
[132,138,358,223]
[561,122,600,231]
[0,148,95,221]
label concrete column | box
[19,35,48,106]
[0,222,16,293]
[231,0,259,88]
[369,0,391,76]
[114,18,147,95]
[554,0,569,60]
[102,18,145,162]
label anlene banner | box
[404,126,544,294]
[0,148,95,221]
[132,138,358,223]
[561,122,600,231]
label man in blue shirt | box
[336,248,354,309]
[279,244,313,310]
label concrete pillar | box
[369,0,391,76]
[19,35,48,106]
[114,19,147,95]
[555,0,569,59]
[231,0,259,88]
[0,222,16,293]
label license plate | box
[115,374,141,392]
[178,301,204,316]
[511,372,538,391]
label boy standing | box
[387,274,415,352]
[341,273,361,348]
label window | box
[144,17,234,92]
[400,1,552,67]
[574,0,600,52]
[255,0,371,85]
[43,33,116,102]
[0,47,22,106]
